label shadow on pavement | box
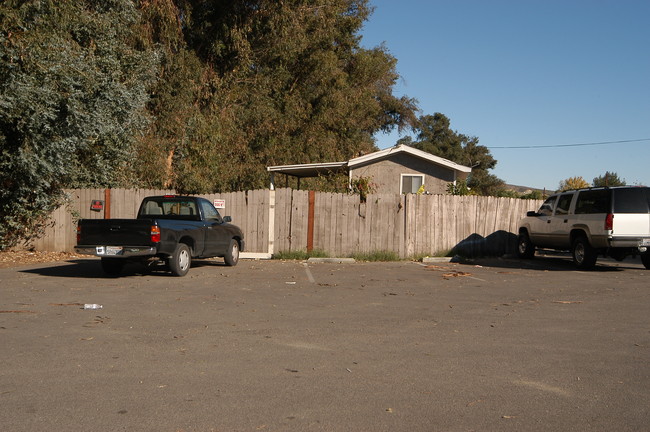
[458,252,643,272]
[19,258,228,278]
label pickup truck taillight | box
[151,226,161,243]
[605,213,614,231]
[76,226,81,243]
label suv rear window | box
[613,188,650,213]
[574,190,611,214]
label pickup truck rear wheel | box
[169,243,191,276]
[572,236,597,270]
[224,239,239,266]
[641,251,650,270]
[101,258,124,276]
[517,232,535,259]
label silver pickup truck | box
[517,186,650,269]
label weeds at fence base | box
[275,249,468,263]
[274,249,401,262]
[274,249,329,260]
[411,250,453,262]
[348,250,400,262]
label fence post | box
[104,188,111,219]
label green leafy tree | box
[152,0,418,193]
[447,179,472,196]
[0,0,157,249]
[593,171,626,187]
[558,176,590,191]
[520,190,545,200]
[408,113,505,196]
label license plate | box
[97,246,123,255]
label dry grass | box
[0,251,82,269]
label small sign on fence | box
[90,200,104,212]
[213,199,225,209]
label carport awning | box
[267,162,348,189]
[267,161,348,177]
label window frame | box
[554,193,574,216]
[400,173,425,194]
[538,196,557,216]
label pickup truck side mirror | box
[527,210,539,217]
[223,216,232,223]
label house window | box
[401,174,424,194]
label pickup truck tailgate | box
[78,219,154,246]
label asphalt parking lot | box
[1,255,649,432]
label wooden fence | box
[30,188,542,258]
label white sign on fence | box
[213,199,225,209]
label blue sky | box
[361,0,650,190]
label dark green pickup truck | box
[75,195,244,276]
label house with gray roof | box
[267,144,472,195]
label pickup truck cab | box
[75,195,244,276]
[517,186,650,269]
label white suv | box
[517,186,650,269]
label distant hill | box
[504,184,551,195]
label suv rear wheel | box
[572,236,597,270]
[517,232,535,259]
[641,251,650,270]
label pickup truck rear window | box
[613,188,650,213]
[139,198,199,218]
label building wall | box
[349,153,458,195]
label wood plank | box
[346,193,359,256]
[312,192,323,252]
[397,195,406,258]
[275,188,290,252]
[291,190,307,251]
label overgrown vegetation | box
[0,0,415,249]
[0,0,157,248]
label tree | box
[140,0,418,193]
[593,171,626,187]
[519,190,545,200]
[0,0,419,247]
[0,0,158,249]
[558,176,590,191]
[447,179,471,196]
[408,113,505,196]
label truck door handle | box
[547,220,551,224]
[564,219,568,223]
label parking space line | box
[302,263,316,284]
[468,276,487,282]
